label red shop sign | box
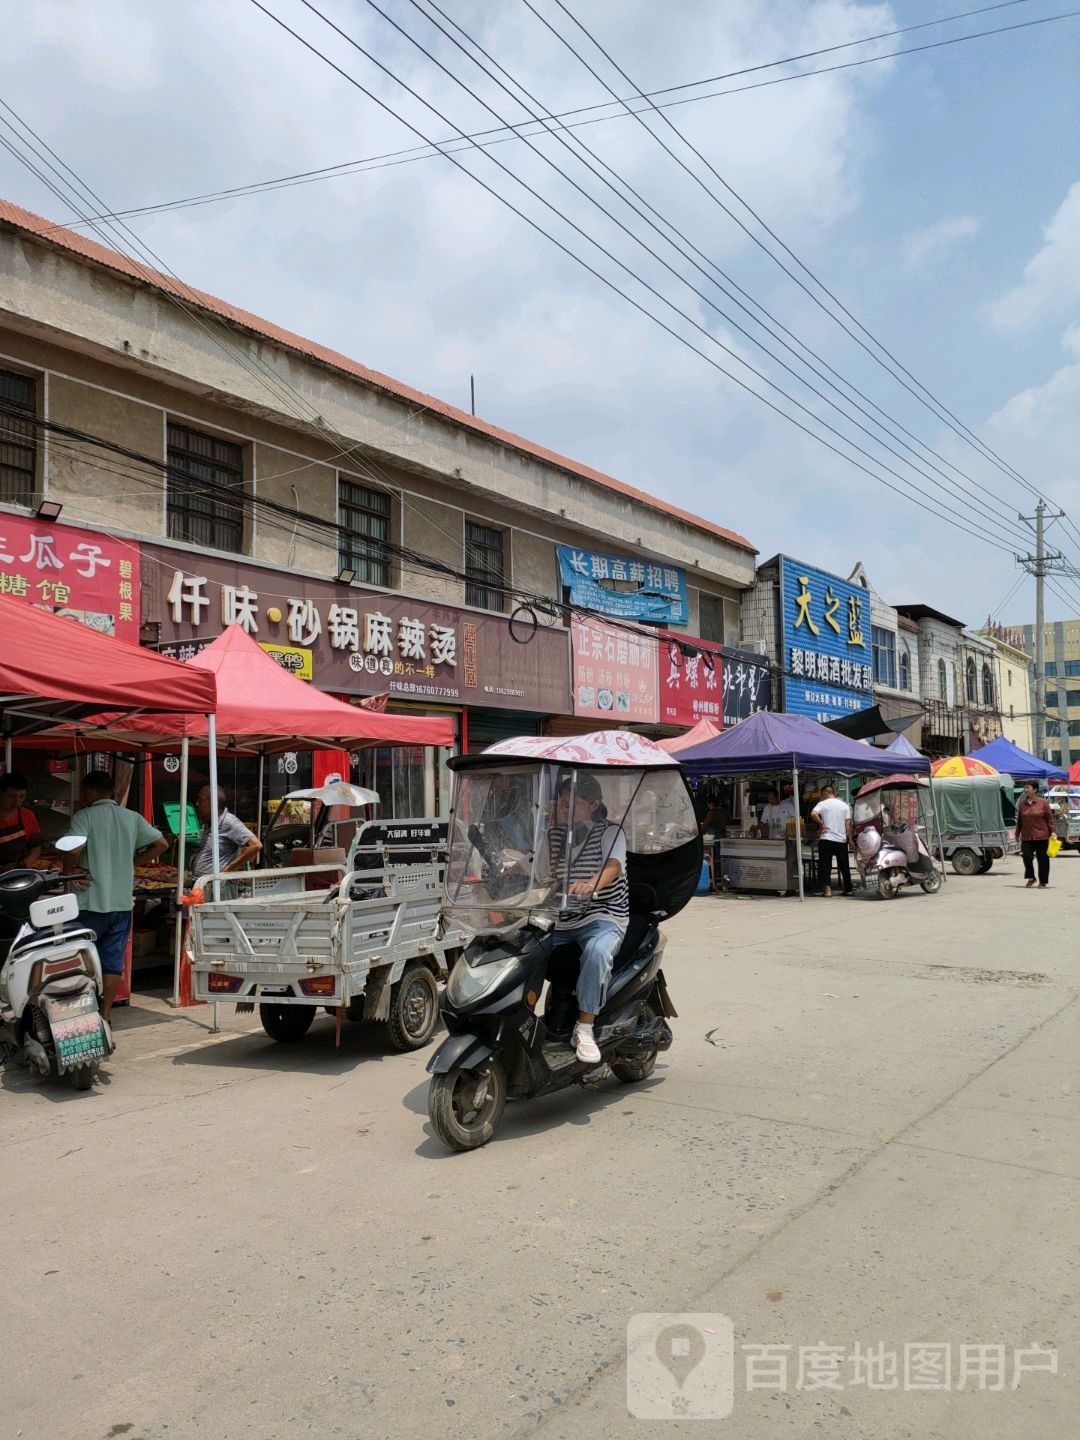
[0,513,140,643]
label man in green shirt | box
[65,770,167,1022]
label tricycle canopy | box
[446,732,701,932]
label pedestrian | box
[1014,781,1056,889]
[811,782,853,897]
[0,772,42,872]
[758,786,797,839]
[547,774,628,1064]
[63,770,167,1024]
[191,785,261,878]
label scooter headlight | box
[445,953,519,1008]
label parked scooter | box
[426,732,701,1151]
[853,776,943,898]
[0,837,112,1090]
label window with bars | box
[0,369,37,505]
[464,520,505,612]
[698,593,726,644]
[166,422,245,552]
[338,480,391,588]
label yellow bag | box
[1048,835,1062,859]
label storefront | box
[139,544,572,817]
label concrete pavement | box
[2,857,1077,1440]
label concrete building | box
[895,605,1003,757]
[0,198,759,809]
[1018,619,1080,768]
[976,624,1035,754]
[848,562,922,744]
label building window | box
[464,520,505,612]
[1044,662,1058,676]
[899,644,911,692]
[981,664,993,706]
[1007,669,1013,687]
[0,368,37,505]
[1066,690,1080,707]
[699,593,725,644]
[338,479,391,588]
[1065,660,1080,677]
[965,657,977,704]
[871,626,896,688]
[938,659,948,702]
[167,423,245,552]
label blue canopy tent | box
[966,735,1067,784]
[678,711,932,899]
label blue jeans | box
[551,918,626,1016]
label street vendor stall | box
[51,625,454,1004]
[965,736,1067,785]
[676,710,931,900]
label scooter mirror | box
[54,835,88,854]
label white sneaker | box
[573,1023,601,1064]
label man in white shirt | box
[758,787,797,838]
[811,784,853,897]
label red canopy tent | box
[63,625,454,751]
[656,718,722,755]
[1069,761,1080,786]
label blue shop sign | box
[557,545,688,625]
[779,556,872,723]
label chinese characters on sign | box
[658,633,722,726]
[147,548,572,714]
[571,617,659,724]
[557,545,688,625]
[779,557,871,724]
[721,648,772,727]
[0,514,140,642]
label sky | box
[2,0,1078,631]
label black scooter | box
[427,886,678,1151]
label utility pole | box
[1017,499,1065,759]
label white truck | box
[189,790,465,1050]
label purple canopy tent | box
[677,711,932,899]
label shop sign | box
[779,557,871,724]
[557,545,688,625]
[143,546,572,714]
[571,617,658,724]
[658,632,723,727]
[0,512,139,642]
[721,647,772,727]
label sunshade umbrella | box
[930,754,999,777]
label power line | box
[534,0,1079,508]
[253,0,1026,559]
[405,0,1032,544]
[35,1,1067,232]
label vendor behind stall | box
[0,772,42,872]
[191,785,262,878]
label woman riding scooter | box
[547,774,629,1064]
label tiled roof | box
[0,197,755,556]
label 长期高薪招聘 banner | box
[557,545,688,626]
[779,557,872,724]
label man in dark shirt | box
[1015,782,1056,889]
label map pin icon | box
[655,1323,706,1391]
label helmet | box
[856,830,881,858]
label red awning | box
[57,625,454,752]
[656,718,722,754]
[0,593,216,733]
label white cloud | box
[903,215,980,270]
[985,180,1080,332]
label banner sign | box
[721,647,772,728]
[571,617,658,723]
[658,632,723,727]
[0,513,140,642]
[779,556,871,723]
[557,545,688,625]
[142,546,571,714]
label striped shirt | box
[549,820,629,930]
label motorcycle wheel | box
[259,1003,316,1043]
[921,870,943,894]
[428,1059,506,1152]
[69,1063,97,1091]
[610,1001,661,1084]
[879,869,899,898]
[386,963,440,1052]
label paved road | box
[3,858,1077,1440]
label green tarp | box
[932,775,1015,834]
